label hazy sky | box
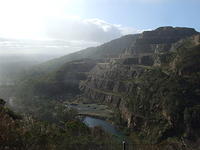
[0,0,199,55]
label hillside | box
[80,29,200,148]
[9,26,200,149]
[16,59,98,100]
[14,34,140,100]
[39,27,197,74]
[16,27,198,99]
[0,99,121,150]
[0,54,54,85]
[24,34,140,76]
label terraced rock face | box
[80,28,199,109]
[131,26,198,55]
[80,62,145,104]
[80,28,200,144]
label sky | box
[0,0,199,55]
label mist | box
[0,53,61,85]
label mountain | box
[28,34,140,75]
[20,27,198,96]
[80,28,200,147]
[131,26,197,54]
[15,34,140,99]
[17,27,198,98]
[13,26,200,149]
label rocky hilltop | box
[134,27,197,54]
[80,27,200,147]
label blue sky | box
[76,0,200,31]
[0,0,199,55]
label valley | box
[1,27,200,150]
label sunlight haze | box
[0,0,199,55]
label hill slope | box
[0,99,121,150]
[33,34,140,74]
[17,27,198,99]
[80,29,200,147]
[16,59,98,100]
[10,26,200,149]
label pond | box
[83,116,121,136]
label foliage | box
[12,96,77,125]
[125,43,200,143]
[0,101,122,150]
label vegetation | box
[0,99,122,150]
[1,27,200,150]
[125,41,200,145]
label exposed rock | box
[131,26,198,55]
[139,55,154,66]
[80,28,200,144]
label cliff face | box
[132,26,198,54]
[80,27,200,144]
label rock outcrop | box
[80,27,200,145]
[132,26,198,54]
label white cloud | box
[44,17,140,43]
[0,16,141,55]
[0,0,146,55]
